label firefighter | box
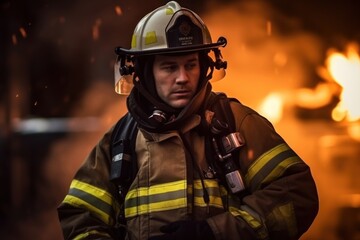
[57,1,319,239]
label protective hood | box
[127,81,212,133]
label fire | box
[259,43,360,129]
[326,44,360,122]
[258,93,283,124]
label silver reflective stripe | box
[112,153,131,162]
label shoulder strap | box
[205,92,251,197]
[109,113,138,240]
[207,92,239,132]
[109,112,138,187]
[207,92,257,132]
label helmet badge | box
[179,21,191,36]
[167,15,202,47]
[178,20,193,46]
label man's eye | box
[163,65,177,71]
[186,63,197,70]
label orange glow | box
[348,123,360,141]
[273,52,287,67]
[19,27,27,38]
[266,20,272,36]
[115,6,123,16]
[92,19,102,40]
[326,44,360,122]
[258,93,283,124]
[295,83,334,109]
[12,34,17,45]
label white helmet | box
[114,1,227,94]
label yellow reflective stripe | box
[126,188,185,208]
[145,31,157,45]
[193,179,224,208]
[166,7,174,15]
[131,34,136,48]
[125,179,226,217]
[229,206,262,229]
[64,195,112,225]
[245,144,302,191]
[246,143,289,183]
[125,180,187,217]
[73,230,111,240]
[193,179,219,189]
[125,198,186,217]
[63,179,120,225]
[70,179,113,206]
[194,195,223,208]
[229,206,268,240]
[127,180,186,197]
[262,156,302,185]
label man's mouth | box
[172,90,191,97]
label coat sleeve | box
[57,128,124,240]
[207,102,319,240]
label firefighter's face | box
[153,52,200,109]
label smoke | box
[204,1,323,108]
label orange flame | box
[326,44,360,122]
[258,93,283,124]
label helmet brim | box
[115,37,227,56]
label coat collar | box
[139,114,201,142]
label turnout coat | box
[58,100,319,240]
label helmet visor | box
[114,55,134,95]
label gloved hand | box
[148,220,216,240]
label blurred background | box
[1,0,360,239]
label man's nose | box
[176,66,189,83]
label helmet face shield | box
[114,55,134,95]
[207,49,226,82]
